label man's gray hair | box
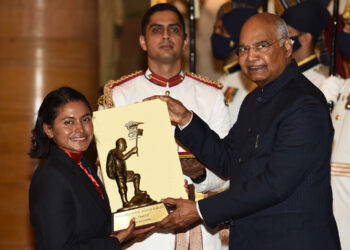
[276,19,289,46]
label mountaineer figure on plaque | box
[106,138,156,211]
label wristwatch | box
[191,168,207,184]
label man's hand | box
[180,158,205,179]
[184,179,190,195]
[157,198,201,230]
[111,218,155,243]
[143,95,192,126]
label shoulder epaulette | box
[97,94,104,106]
[186,72,223,89]
[102,70,143,109]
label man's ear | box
[43,123,54,139]
[183,34,189,51]
[299,32,312,45]
[139,35,147,51]
[283,38,293,58]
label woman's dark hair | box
[29,87,92,159]
[141,3,186,37]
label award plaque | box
[93,100,186,232]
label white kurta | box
[108,69,232,250]
[330,79,350,250]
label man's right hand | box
[144,95,192,127]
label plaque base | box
[112,202,169,232]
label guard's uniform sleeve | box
[194,169,230,193]
[319,75,346,104]
[207,89,233,138]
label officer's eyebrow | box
[149,23,181,28]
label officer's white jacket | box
[322,77,350,250]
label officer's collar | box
[297,54,319,73]
[145,69,184,87]
[223,60,240,74]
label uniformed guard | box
[330,78,350,250]
[328,1,350,249]
[275,0,331,89]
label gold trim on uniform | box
[179,153,196,159]
[223,60,239,74]
[297,54,317,67]
[343,0,350,19]
[97,95,105,106]
[186,72,223,89]
[102,70,143,109]
[331,162,350,177]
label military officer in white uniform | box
[100,4,232,250]
[330,80,350,250]
[321,3,350,249]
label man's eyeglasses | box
[235,37,286,56]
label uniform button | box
[247,128,252,133]
[257,97,263,102]
[238,158,242,163]
[335,114,340,120]
[165,90,170,96]
[346,102,350,110]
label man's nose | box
[162,28,170,39]
[247,47,258,60]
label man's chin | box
[247,74,268,85]
[157,55,179,64]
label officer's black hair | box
[141,3,186,39]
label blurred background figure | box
[275,0,331,88]
[320,1,350,249]
[211,0,260,123]
[275,0,349,110]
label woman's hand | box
[111,218,155,243]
